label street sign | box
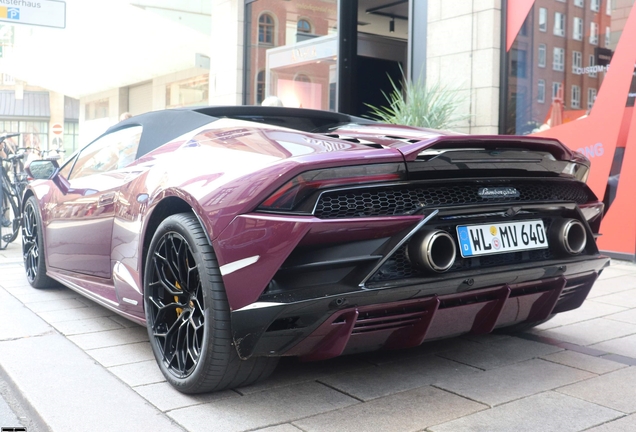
[51,123,63,135]
[0,0,65,29]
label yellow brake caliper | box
[175,281,183,317]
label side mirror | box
[26,159,59,180]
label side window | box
[58,155,77,179]
[68,126,142,180]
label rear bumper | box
[230,254,609,360]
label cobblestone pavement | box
[2,240,636,432]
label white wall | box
[427,0,502,134]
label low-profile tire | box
[144,213,278,394]
[22,196,57,289]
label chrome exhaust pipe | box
[407,230,457,273]
[552,219,587,255]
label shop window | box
[297,19,311,34]
[605,26,611,47]
[572,51,582,74]
[554,12,566,36]
[588,55,597,77]
[85,99,109,121]
[538,44,546,68]
[573,17,583,40]
[256,70,265,105]
[64,122,79,155]
[571,85,581,108]
[553,47,565,71]
[574,0,583,7]
[590,22,599,44]
[165,75,209,109]
[539,8,547,32]
[591,0,600,11]
[588,88,597,109]
[510,48,527,78]
[258,13,275,45]
[538,80,546,103]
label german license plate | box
[456,219,548,258]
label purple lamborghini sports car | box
[23,106,609,393]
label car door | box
[45,126,142,279]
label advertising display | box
[505,0,636,260]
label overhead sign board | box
[0,0,65,29]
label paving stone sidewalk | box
[2,241,636,432]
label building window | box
[539,8,547,32]
[571,85,581,108]
[553,82,563,100]
[590,22,598,44]
[258,13,275,45]
[554,12,566,36]
[573,17,583,40]
[588,88,597,109]
[85,99,109,120]
[297,19,311,34]
[256,70,265,105]
[591,0,600,12]
[572,51,582,74]
[574,0,583,7]
[538,80,546,103]
[294,74,311,83]
[510,48,527,78]
[589,55,597,77]
[605,26,611,47]
[165,74,209,109]
[607,0,613,15]
[538,44,546,68]
[553,47,565,71]
[63,122,79,155]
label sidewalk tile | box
[108,360,166,387]
[533,300,626,330]
[168,382,358,432]
[588,275,636,299]
[429,391,621,432]
[319,354,480,401]
[86,341,154,367]
[293,386,485,432]
[37,305,116,323]
[606,308,636,325]
[558,367,636,413]
[25,298,89,313]
[540,350,626,374]
[0,333,181,431]
[0,288,52,340]
[237,355,371,395]
[51,316,124,336]
[593,289,636,308]
[532,318,636,346]
[253,426,304,432]
[586,414,636,431]
[68,326,149,350]
[590,334,636,359]
[437,336,561,370]
[435,359,593,406]
[135,381,238,411]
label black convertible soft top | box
[104,106,373,159]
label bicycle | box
[1,133,27,249]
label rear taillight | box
[259,163,406,212]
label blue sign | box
[7,8,19,20]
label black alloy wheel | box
[144,213,278,393]
[22,196,56,288]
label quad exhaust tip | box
[407,230,457,273]
[553,218,587,255]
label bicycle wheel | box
[0,183,20,249]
